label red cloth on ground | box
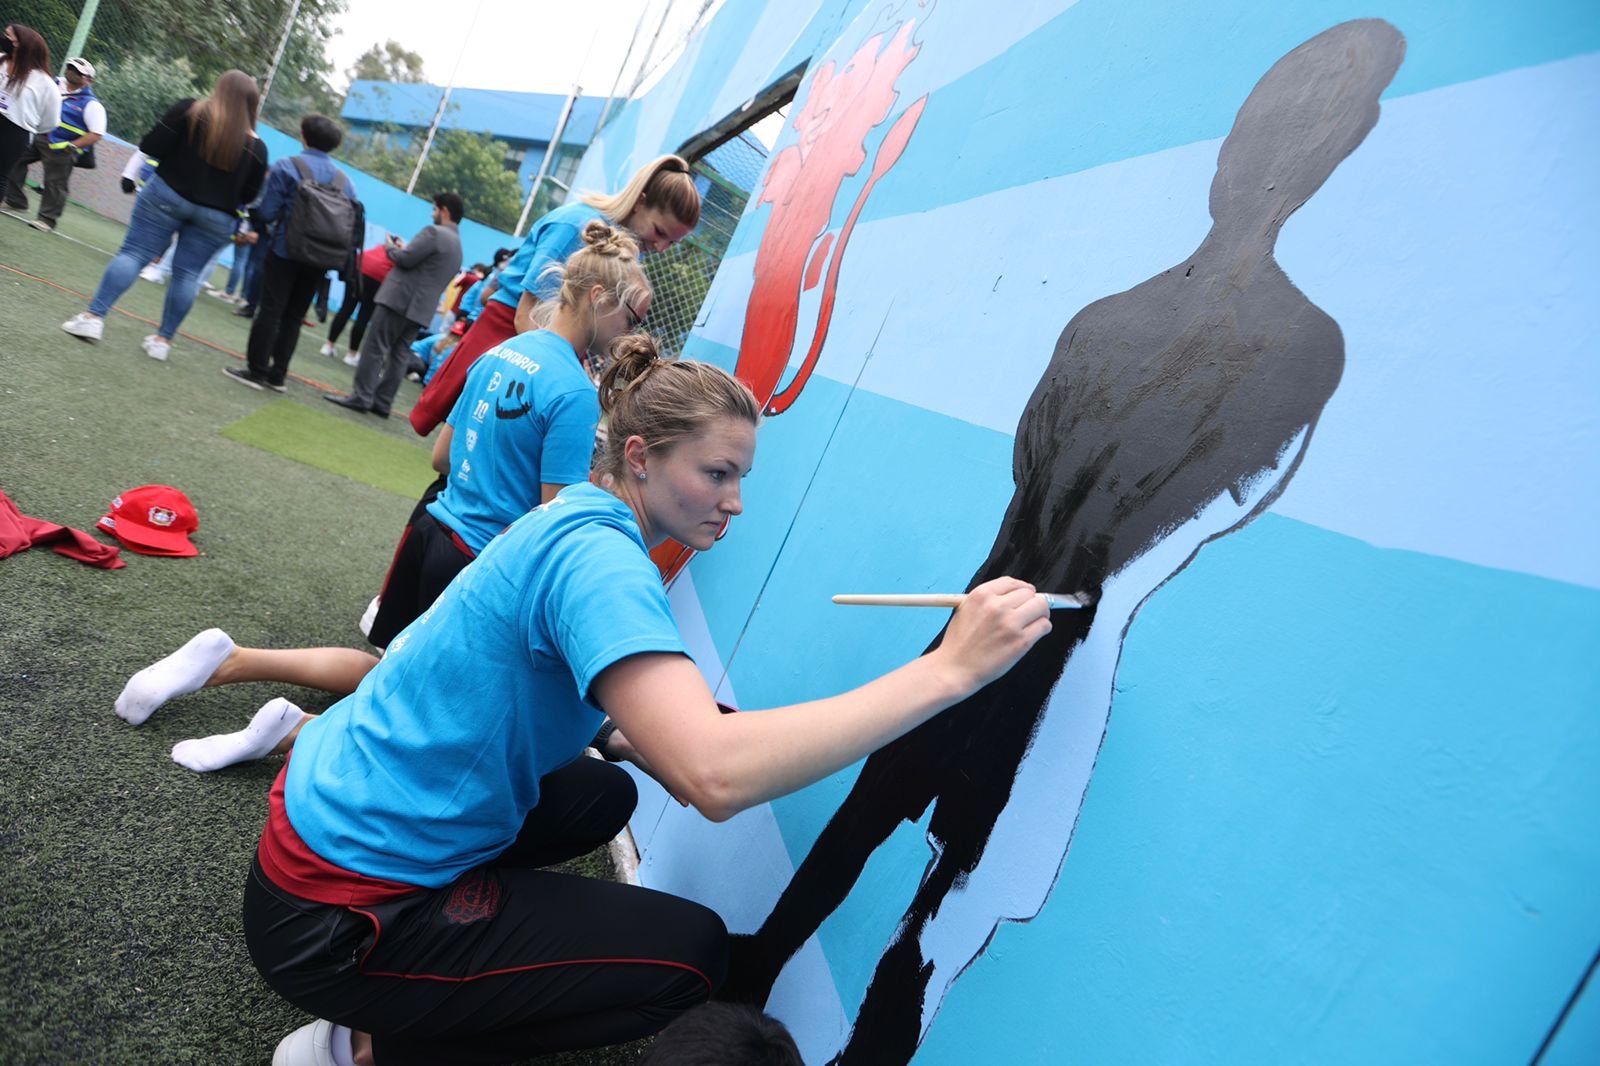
[409,298,518,436]
[0,490,125,569]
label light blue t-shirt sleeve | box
[494,222,583,307]
[537,526,686,704]
[538,387,601,487]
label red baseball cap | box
[98,485,199,557]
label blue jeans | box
[89,176,236,339]
[225,240,252,295]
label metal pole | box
[594,0,653,135]
[61,0,102,74]
[405,83,454,195]
[259,0,303,113]
[627,0,677,100]
[514,84,580,237]
[405,0,484,196]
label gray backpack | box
[283,156,359,270]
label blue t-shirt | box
[427,329,599,553]
[285,484,687,887]
[492,201,608,310]
[458,273,491,320]
[410,333,453,384]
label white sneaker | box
[342,352,361,367]
[138,264,165,284]
[27,218,52,233]
[271,1019,341,1066]
[320,342,339,359]
[61,312,104,341]
[141,335,171,361]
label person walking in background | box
[60,70,266,361]
[2,56,102,232]
[0,25,61,195]
[320,238,394,364]
[226,115,360,392]
[324,191,462,418]
[410,156,701,436]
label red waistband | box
[256,757,422,906]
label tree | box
[347,40,426,85]
[341,128,525,232]
[7,0,345,141]
[94,54,203,143]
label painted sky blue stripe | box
[851,0,1600,225]
[766,511,1598,1063]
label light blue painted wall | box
[579,0,1600,1061]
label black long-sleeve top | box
[138,99,269,214]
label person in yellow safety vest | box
[2,55,104,232]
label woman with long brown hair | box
[0,24,60,184]
[62,69,268,361]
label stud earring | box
[638,472,647,481]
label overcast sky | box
[324,0,702,99]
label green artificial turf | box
[222,400,439,499]
[0,208,646,1065]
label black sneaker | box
[222,365,265,390]
[233,305,255,318]
[266,380,288,394]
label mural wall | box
[579,1,1600,1062]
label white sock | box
[170,697,308,773]
[115,628,236,725]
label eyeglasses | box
[623,298,647,330]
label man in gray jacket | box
[327,192,464,417]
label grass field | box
[0,206,644,1065]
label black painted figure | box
[724,21,1406,1064]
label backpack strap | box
[290,155,347,192]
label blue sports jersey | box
[491,201,608,310]
[427,329,599,553]
[285,483,686,888]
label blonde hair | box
[187,69,260,170]
[580,155,701,231]
[595,339,760,481]
[530,219,651,333]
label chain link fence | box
[642,137,759,356]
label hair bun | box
[580,219,639,259]
[598,333,669,414]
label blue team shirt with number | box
[427,329,598,553]
[285,483,686,887]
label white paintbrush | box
[832,592,1090,610]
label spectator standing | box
[227,115,360,392]
[2,55,102,232]
[320,239,394,363]
[60,70,266,361]
[325,192,462,418]
[0,25,61,193]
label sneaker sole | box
[223,367,265,390]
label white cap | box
[65,57,95,78]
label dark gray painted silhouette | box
[723,20,1406,1065]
